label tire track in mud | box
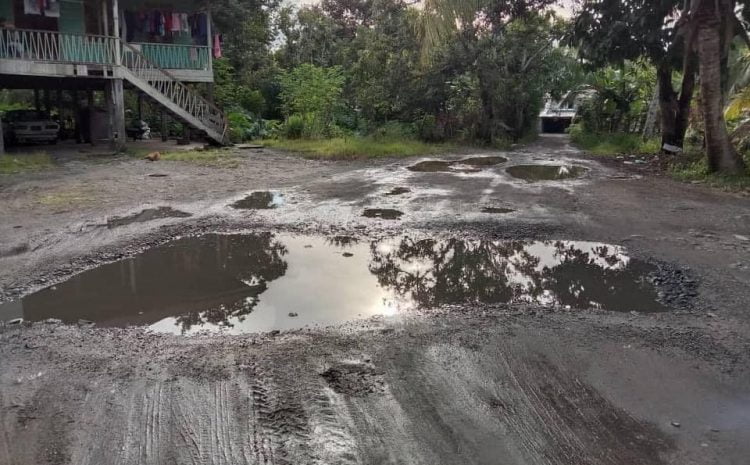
[355,341,673,465]
[247,356,361,465]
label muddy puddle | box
[409,156,508,173]
[482,207,515,214]
[385,187,411,196]
[107,207,191,229]
[231,192,284,210]
[507,165,588,182]
[363,209,404,220]
[0,235,668,335]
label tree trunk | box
[696,1,747,174]
[658,58,697,151]
[643,83,660,140]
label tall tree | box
[572,0,747,174]
[420,0,573,143]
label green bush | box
[568,124,659,156]
[284,114,306,139]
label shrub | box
[284,114,306,139]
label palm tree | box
[694,0,747,174]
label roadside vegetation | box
[0,152,54,174]
[566,2,750,190]
[262,136,451,160]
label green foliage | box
[574,61,656,134]
[569,124,660,156]
[0,152,54,174]
[279,64,345,138]
[262,136,451,159]
[283,114,306,139]
[227,111,279,143]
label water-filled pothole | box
[107,207,192,229]
[231,192,284,210]
[363,209,404,220]
[0,235,671,335]
[409,156,508,173]
[507,165,588,182]
[482,207,515,214]
[385,187,411,196]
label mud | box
[507,164,588,181]
[107,207,192,229]
[385,187,411,196]
[1,135,749,464]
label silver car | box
[2,110,60,145]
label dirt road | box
[1,135,749,464]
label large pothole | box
[507,165,588,182]
[0,235,685,335]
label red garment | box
[164,12,173,33]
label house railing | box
[130,43,210,71]
[0,27,117,65]
[120,41,226,139]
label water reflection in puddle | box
[408,156,507,173]
[507,165,588,182]
[0,235,668,335]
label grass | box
[669,149,750,191]
[0,152,54,174]
[569,129,660,157]
[126,147,241,168]
[260,136,452,159]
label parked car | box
[2,110,60,145]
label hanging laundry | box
[180,13,190,34]
[164,12,173,34]
[171,13,182,33]
[213,34,222,59]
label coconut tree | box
[694,0,746,173]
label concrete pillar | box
[206,8,213,73]
[106,79,126,151]
[34,89,41,111]
[112,0,121,65]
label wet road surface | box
[1,135,749,465]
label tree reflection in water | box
[369,238,664,312]
[173,234,289,332]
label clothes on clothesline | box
[122,9,211,46]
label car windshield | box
[8,110,50,122]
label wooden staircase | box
[119,41,228,145]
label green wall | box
[59,0,85,34]
[0,0,14,23]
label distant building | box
[538,96,577,134]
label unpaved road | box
[1,135,749,465]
